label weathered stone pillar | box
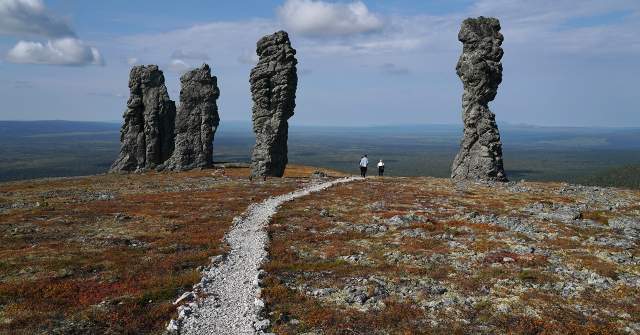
[163,64,220,171]
[451,17,507,182]
[111,65,176,172]
[249,31,298,178]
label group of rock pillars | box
[110,31,296,177]
[111,17,508,182]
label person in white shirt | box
[359,155,369,177]
[377,159,385,176]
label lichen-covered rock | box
[249,31,298,177]
[110,65,176,172]
[163,64,220,171]
[451,17,507,182]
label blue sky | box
[0,0,638,126]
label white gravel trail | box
[173,177,360,335]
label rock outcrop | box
[110,65,176,172]
[451,17,507,182]
[249,31,298,178]
[163,64,220,171]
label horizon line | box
[0,119,639,130]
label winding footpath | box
[169,177,360,334]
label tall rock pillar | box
[163,64,220,171]
[110,65,176,172]
[249,31,298,178]
[451,17,507,182]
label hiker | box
[359,154,369,177]
[377,159,385,176]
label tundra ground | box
[264,177,640,335]
[0,165,342,334]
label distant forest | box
[1,120,639,189]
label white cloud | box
[3,0,640,126]
[296,14,451,57]
[469,0,637,24]
[278,0,383,37]
[118,19,279,75]
[127,57,138,65]
[356,37,425,52]
[6,38,104,66]
[171,49,209,61]
[167,58,191,73]
[0,0,74,37]
[119,19,276,63]
[466,0,640,54]
[1,0,104,66]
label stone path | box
[169,177,360,334]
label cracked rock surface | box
[111,65,176,172]
[163,64,220,171]
[250,31,298,178]
[451,17,507,182]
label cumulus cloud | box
[278,0,383,37]
[1,0,103,66]
[0,0,74,37]
[6,38,103,65]
[127,57,138,65]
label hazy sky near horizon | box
[0,0,638,127]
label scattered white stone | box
[166,319,179,333]
[174,291,195,305]
[496,303,510,313]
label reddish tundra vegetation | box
[263,177,640,335]
[0,165,341,334]
[1,168,639,335]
